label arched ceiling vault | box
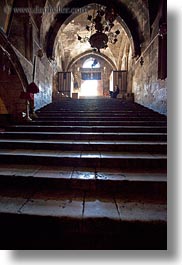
[54,9,132,71]
[43,0,148,70]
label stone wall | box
[0,69,26,117]
[13,46,53,111]
[33,57,53,111]
[13,46,33,84]
[132,36,167,115]
[0,44,27,118]
[7,8,54,112]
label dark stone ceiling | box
[54,9,131,71]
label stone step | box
[0,164,167,194]
[43,110,160,116]
[41,108,146,112]
[41,108,153,112]
[38,99,159,111]
[21,120,167,126]
[36,112,166,117]
[36,112,166,120]
[0,99,167,249]
[0,150,167,169]
[0,131,167,141]
[0,139,167,153]
[0,185,167,249]
[7,125,167,133]
[34,116,166,121]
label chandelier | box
[77,5,120,52]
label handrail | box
[0,29,28,90]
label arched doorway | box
[68,55,114,98]
[80,80,99,97]
[80,57,102,97]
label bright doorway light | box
[80,80,98,97]
[82,58,100,68]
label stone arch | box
[67,50,117,71]
[67,51,115,98]
[82,57,101,69]
[44,0,143,60]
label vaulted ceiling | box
[54,8,131,71]
[10,0,153,72]
[41,0,149,71]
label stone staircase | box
[0,98,167,250]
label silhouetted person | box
[110,85,119,98]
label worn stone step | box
[0,131,167,141]
[0,98,167,250]
[36,112,165,118]
[36,109,160,113]
[0,164,167,194]
[22,120,167,126]
[0,211,167,250]
[38,99,160,111]
[35,116,166,121]
[0,150,167,169]
[0,139,167,153]
[0,186,167,249]
[7,125,167,133]
[39,109,164,115]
